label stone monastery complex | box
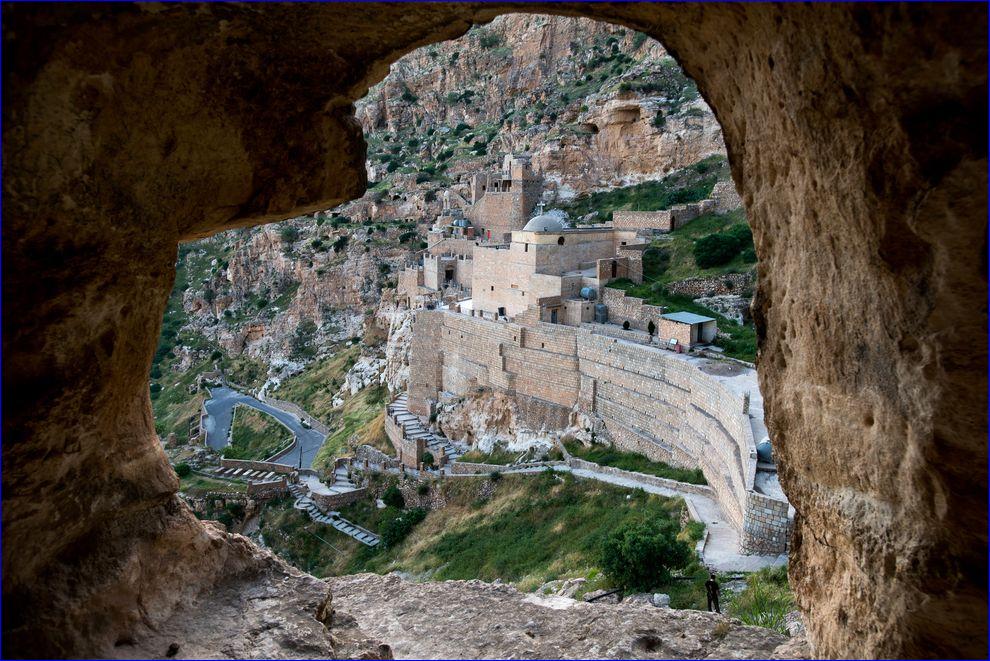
[396,154,791,555]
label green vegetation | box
[458,446,520,465]
[174,462,192,478]
[271,345,361,421]
[382,485,406,510]
[728,565,794,634]
[693,223,754,269]
[311,383,390,472]
[563,438,707,485]
[269,344,392,470]
[559,156,726,221]
[381,507,428,548]
[598,517,692,591]
[607,278,757,362]
[180,473,247,495]
[344,472,691,593]
[223,406,293,460]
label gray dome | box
[523,214,565,232]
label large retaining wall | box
[408,309,789,554]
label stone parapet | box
[566,457,714,497]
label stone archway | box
[3,4,986,658]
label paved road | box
[203,387,326,469]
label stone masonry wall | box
[599,287,664,332]
[407,309,789,554]
[666,272,755,298]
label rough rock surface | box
[108,525,389,660]
[329,572,800,660]
[436,389,554,453]
[3,4,985,658]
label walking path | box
[202,386,325,469]
[288,482,380,547]
[387,393,468,463]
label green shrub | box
[740,247,757,263]
[489,471,502,482]
[279,226,299,244]
[417,483,430,496]
[478,30,503,49]
[380,506,427,548]
[400,88,417,103]
[729,565,794,634]
[632,31,648,49]
[174,463,191,478]
[652,111,666,129]
[693,233,740,268]
[422,451,435,468]
[599,517,692,591]
[382,485,406,510]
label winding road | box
[203,387,326,468]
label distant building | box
[659,311,718,348]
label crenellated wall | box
[408,308,790,553]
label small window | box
[541,342,545,348]
[557,236,565,246]
[524,244,528,252]
[491,286,495,291]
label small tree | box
[599,518,692,591]
[422,451,436,469]
[382,485,405,510]
[174,463,191,478]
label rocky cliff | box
[166,14,726,385]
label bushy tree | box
[693,233,740,268]
[598,517,692,591]
[174,463,191,478]
[382,485,405,510]
[380,507,427,548]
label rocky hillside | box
[151,14,731,443]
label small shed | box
[659,311,718,347]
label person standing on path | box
[705,572,721,613]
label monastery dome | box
[523,214,565,233]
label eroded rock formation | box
[3,3,986,658]
[329,572,804,659]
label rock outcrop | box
[329,572,802,659]
[3,4,985,658]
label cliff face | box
[357,14,724,205]
[173,14,726,377]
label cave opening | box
[2,5,985,660]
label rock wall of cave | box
[2,3,985,658]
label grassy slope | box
[259,472,713,604]
[559,156,727,222]
[657,208,753,283]
[180,473,247,494]
[268,345,391,472]
[346,473,691,594]
[272,346,361,425]
[563,439,707,485]
[311,384,390,471]
[257,472,792,619]
[224,406,292,460]
[726,565,794,634]
[458,447,521,465]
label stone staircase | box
[213,466,281,482]
[388,393,467,464]
[288,482,380,547]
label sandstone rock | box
[329,573,799,659]
[3,4,984,658]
